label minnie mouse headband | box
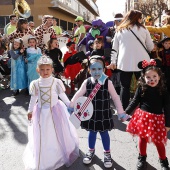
[138,59,162,70]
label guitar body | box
[69,73,108,129]
[69,97,93,129]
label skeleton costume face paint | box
[144,70,160,87]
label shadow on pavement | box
[0,88,30,144]
[112,114,128,132]
[147,162,157,170]
[58,150,95,170]
[58,149,126,170]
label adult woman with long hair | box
[8,18,34,48]
[110,10,154,109]
[146,15,170,37]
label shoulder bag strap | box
[130,29,150,54]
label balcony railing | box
[51,0,96,23]
[85,0,99,14]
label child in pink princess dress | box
[23,56,79,170]
[125,59,170,170]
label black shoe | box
[104,151,113,168]
[137,154,147,170]
[160,157,170,170]
[83,149,95,164]
[12,90,19,96]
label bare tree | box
[135,0,168,23]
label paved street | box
[0,87,170,170]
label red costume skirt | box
[126,108,167,144]
[64,63,81,80]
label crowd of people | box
[0,9,170,170]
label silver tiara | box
[37,55,53,66]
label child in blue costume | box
[26,36,42,89]
[9,38,28,96]
[69,55,129,168]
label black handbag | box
[130,29,152,58]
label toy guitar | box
[69,73,108,128]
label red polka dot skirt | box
[126,108,167,144]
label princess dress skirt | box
[126,108,167,144]
[10,56,28,90]
[23,100,79,170]
[26,53,41,88]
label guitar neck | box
[78,83,101,114]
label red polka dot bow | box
[142,59,156,68]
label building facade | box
[126,0,170,12]
[0,0,99,33]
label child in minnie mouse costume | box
[69,55,129,168]
[125,59,170,170]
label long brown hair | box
[47,37,58,50]
[17,18,28,32]
[117,10,145,32]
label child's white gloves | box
[118,113,131,122]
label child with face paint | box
[125,59,170,170]
[69,55,129,168]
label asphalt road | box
[0,88,170,170]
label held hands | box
[67,107,74,115]
[118,113,131,122]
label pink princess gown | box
[23,76,79,170]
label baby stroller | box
[0,52,10,89]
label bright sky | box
[96,0,126,23]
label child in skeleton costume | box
[23,56,79,170]
[69,55,129,168]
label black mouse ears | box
[138,59,162,69]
